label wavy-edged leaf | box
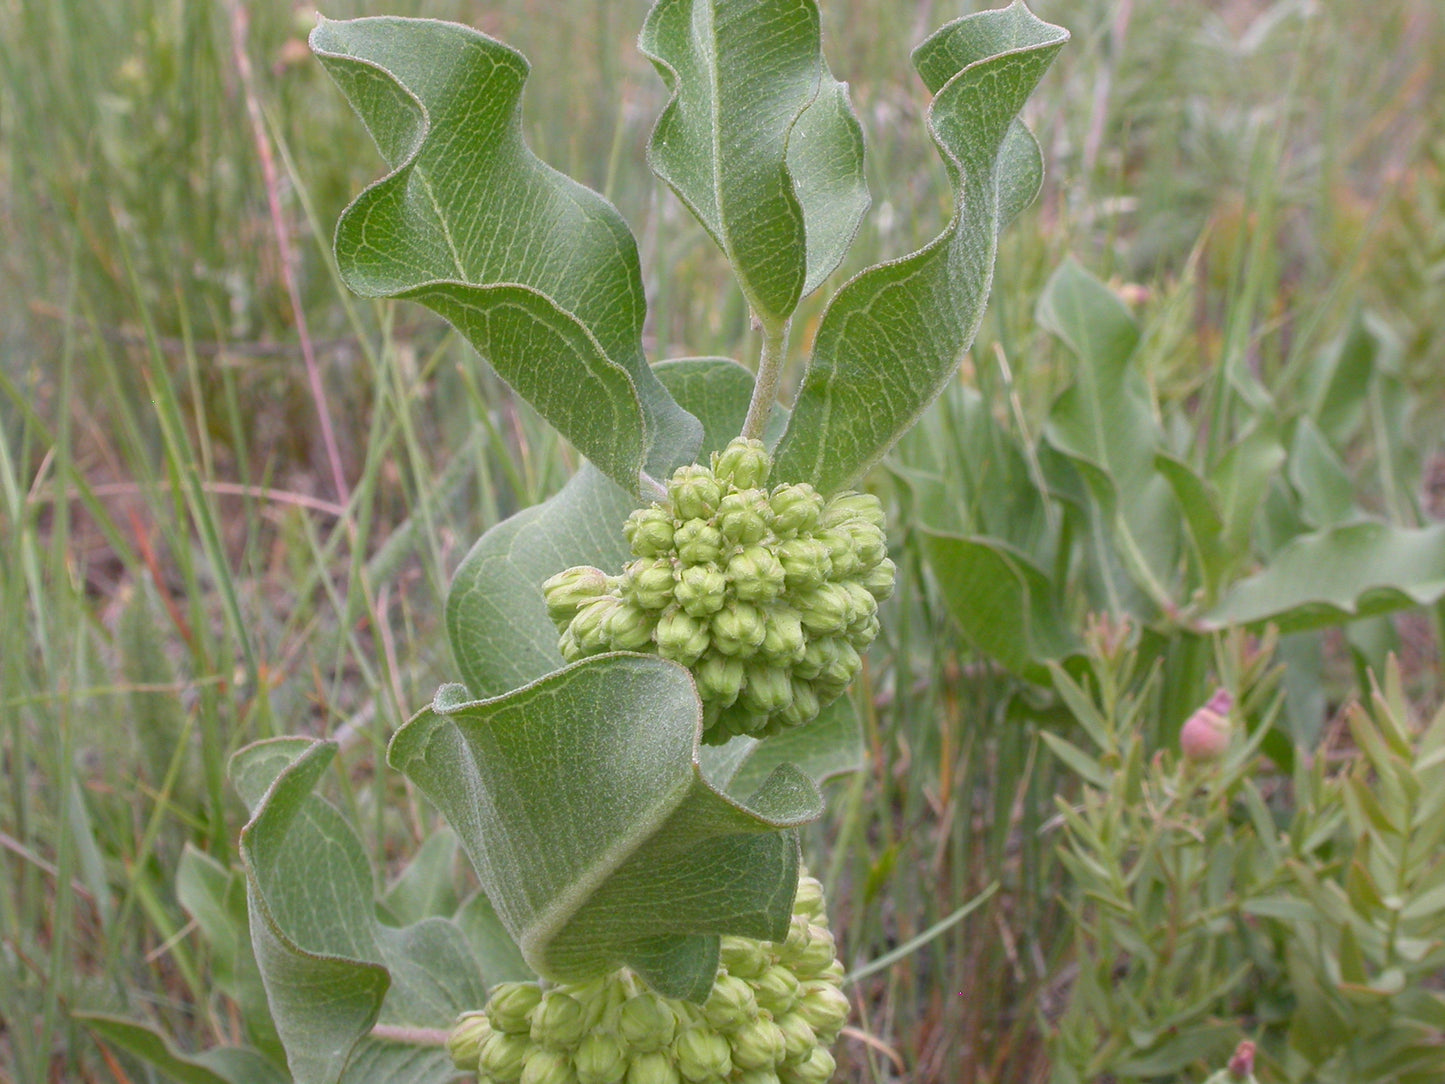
[1203,522,1445,633]
[77,1014,289,1084]
[446,358,767,699]
[388,656,822,1002]
[233,739,486,1084]
[311,16,700,493]
[773,2,1067,492]
[640,0,868,325]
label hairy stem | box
[369,1024,453,1047]
[741,318,791,442]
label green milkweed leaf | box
[311,16,701,495]
[773,2,1067,493]
[640,0,869,326]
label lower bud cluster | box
[543,438,894,744]
[448,874,848,1084]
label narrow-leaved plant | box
[78,4,1067,1082]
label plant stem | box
[741,318,791,442]
[370,1024,452,1047]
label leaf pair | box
[314,0,1069,498]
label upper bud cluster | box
[543,439,895,743]
[449,871,848,1084]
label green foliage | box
[1048,646,1445,1084]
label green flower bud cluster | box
[542,439,894,743]
[448,872,848,1084]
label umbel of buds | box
[544,439,895,743]
[448,871,849,1084]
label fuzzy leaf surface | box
[232,739,486,1084]
[1203,522,1445,633]
[640,0,868,325]
[311,16,700,493]
[773,1,1067,492]
[388,656,822,1002]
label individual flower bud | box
[716,490,772,545]
[447,1011,492,1071]
[794,583,852,636]
[576,1032,628,1084]
[712,438,772,490]
[626,1051,681,1084]
[795,982,849,1040]
[655,608,710,666]
[675,563,728,617]
[793,636,838,681]
[774,1014,817,1066]
[729,1016,787,1071]
[669,464,724,520]
[857,557,896,602]
[530,990,588,1048]
[558,625,583,662]
[753,965,802,1017]
[479,1030,532,1082]
[544,565,611,629]
[567,975,617,1031]
[623,558,678,611]
[773,678,821,730]
[759,605,806,664]
[740,662,794,716]
[793,875,825,920]
[703,973,758,1030]
[626,506,677,558]
[711,601,767,657]
[522,1047,576,1084]
[1181,688,1234,763]
[840,580,878,628]
[488,982,544,1034]
[696,653,746,707]
[776,537,832,590]
[719,934,770,979]
[675,520,725,566]
[845,613,880,654]
[620,993,679,1053]
[844,520,888,570]
[728,545,787,603]
[768,483,824,536]
[606,601,657,651]
[814,527,860,579]
[571,596,621,655]
[817,639,861,689]
[734,1072,783,1084]
[790,924,837,977]
[783,1045,836,1084]
[712,704,769,741]
[821,492,885,530]
[674,1025,733,1083]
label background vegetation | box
[2,0,1442,1080]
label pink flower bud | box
[1180,688,1234,763]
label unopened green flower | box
[543,566,611,629]
[488,982,544,1034]
[478,1030,532,1082]
[521,1047,575,1084]
[795,982,849,1042]
[669,465,723,521]
[775,1013,817,1066]
[619,992,679,1053]
[575,1032,628,1084]
[752,964,801,1017]
[674,1025,733,1082]
[782,1046,836,1084]
[712,438,771,490]
[626,1051,681,1084]
[626,507,677,558]
[719,935,770,980]
[729,1016,787,1072]
[543,438,892,741]
[530,989,588,1048]
[703,973,759,1030]
[447,1010,492,1071]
